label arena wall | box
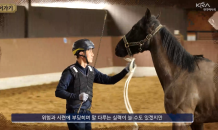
[183,40,218,62]
[28,7,107,38]
[105,5,188,40]
[0,37,217,90]
[0,6,26,38]
[0,5,188,39]
[187,10,216,31]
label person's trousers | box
[66,108,92,130]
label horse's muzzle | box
[115,47,126,57]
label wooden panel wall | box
[0,6,26,39]
[187,10,216,31]
[0,36,217,78]
[0,5,188,39]
[28,7,107,38]
[105,5,187,39]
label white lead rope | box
[124,58,138,130]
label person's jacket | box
[55,61,129,110]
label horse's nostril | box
[115,50,118,54]
[115,47,118,52]
[115,49,120,56]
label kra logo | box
[196,2,210,8]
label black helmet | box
[72,39,95,55]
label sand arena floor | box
[1,76,218,130]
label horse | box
[115,8,218,130]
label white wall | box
[0,67,157,90]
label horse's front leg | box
[173,123,189,130]
[173,123,204,130]
[190,123,204,130]
[165,106,193,130]
[170,108,193,130]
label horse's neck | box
[150,35,181,90]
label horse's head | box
[115,8,161,57]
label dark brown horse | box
[115,8,218,130]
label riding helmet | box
[72,39,95,55]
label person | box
[55,39,135,130]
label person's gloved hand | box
[79,92,89,102]
[125,59,135,72]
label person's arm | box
[55,69,79,100]
[94,67,129,85]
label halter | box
[123,24,163,57]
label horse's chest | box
[164,85,187,102]
[164,86,185,111]
[163,85,198,113]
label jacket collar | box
[75,61,88,70]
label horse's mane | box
[159,27,207,72]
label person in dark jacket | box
[55,39,135,130]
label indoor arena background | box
[0,0,218,130]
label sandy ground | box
[1,76,218,130]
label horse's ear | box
[156,11,161,19]
[145,8,151,19]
